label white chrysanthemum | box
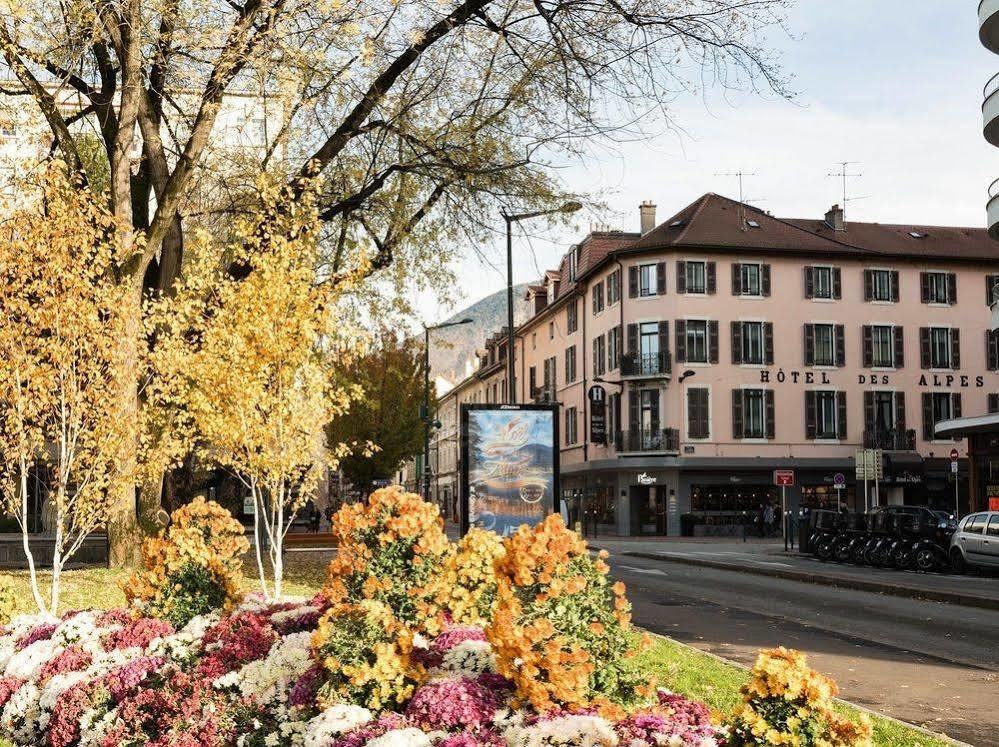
[269,605,319,627]
[439,639,496,675]
[303,704,373,747]
[366,727,433,747]
[39,670,88,712]
[215,631,312,704]
[4,638,62,680]
[1,681,43,744]
[504,714,619,747]
[52,611,100,646]
[79,706,117,747]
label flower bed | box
[0,490,872,746]
[0,600,721,747]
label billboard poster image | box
[460,404,559,536]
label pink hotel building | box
[433,194,999,536]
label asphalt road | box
[607,551,999,746]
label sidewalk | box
[589,534,999,611]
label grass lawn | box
[2,551,956,746]
[636,635,956,747]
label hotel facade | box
[430,194,999,536]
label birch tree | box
[0,164,135,614]
[145,175,363,600]
[0,0,792,564]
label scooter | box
[808,510,841,562]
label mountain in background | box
[430,283,534,387]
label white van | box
[950,512,999,571]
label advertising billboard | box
[460,404,559,536]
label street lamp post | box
[503,201,583,404]
[422,318,474,500]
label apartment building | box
[436,193,999,536]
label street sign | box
[950,448,960,461]
[773,469,795,487]
[833,472,846,487]
[951,461,959,474]
[587,385,606,403]
[854,449,883,480]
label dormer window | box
[746,219,760,229]
[909,231,927,239]
[568,246,579,281]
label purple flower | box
[289,664,324,708]
[330,713,408,747]
[16,621,58,650]
[438,729,504,747]
[417,625,488,668]
[406,676,505,731]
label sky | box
[413,1,998,325]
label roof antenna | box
[715,171,757,230]
[825,162,868,225]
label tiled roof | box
[629,194,873,256]
[785,218,998,261]
[553,231,638,301]
[629,192,998,262]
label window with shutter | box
[656,262,666,296]
[919,327,931,369]
[837,391,847,439]
[804,324,815,366]
[761,264,772,297]
[989,330,999,371]
[764,322,774,365]
[676,260,687,293]
[834,325,845,367]
[893,327,904,368]
[832,267,842,299]
[674,320,686,362]
[804,390,816,440]
[687,388,709,439]
[952,328,961,369]
[732,390,744,439]
[628,266,638,298]
[740,322,765,365]
[685,320,711,363]
[731,264,742,296]
[706,262,717,294]
[765,389,775,439]
[708,320,719,363]
[989,393,999,414]
[804,266,814,299]
[731,321,743,364]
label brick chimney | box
[824,204,845,231]
[639,200,657,235]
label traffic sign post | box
[951,448,960,518]
[774,470,795,551]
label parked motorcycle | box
[833,512,868,564]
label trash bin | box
[798,516,811,553]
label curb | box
[647,632,970,746]
[614,551,999,611]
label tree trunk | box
[106,295,144,568]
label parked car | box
[950,511,999,572]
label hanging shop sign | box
[588,385,607,445]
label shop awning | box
[935,413,999,438]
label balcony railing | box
[616,427,679,453]
[531,385,556,404]
[989,177,999,239]
[863,428,916,451]
[620,351,671,378]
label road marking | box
[617,564,668,576]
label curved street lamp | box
[503,200,584,403]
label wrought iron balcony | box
[531,385,557,404]
[863,428,916,451]
[615,427,679,453]
[620,351,671,378]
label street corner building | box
[430,194,999,537]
